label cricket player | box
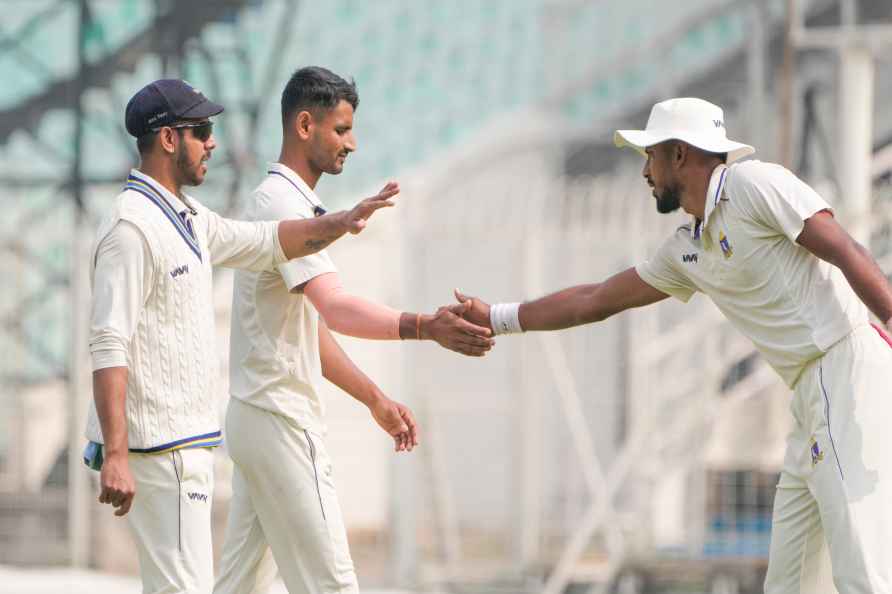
[214,66,495,594]
[452,98,892,593]
[86,79,398,594]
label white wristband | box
[490,302,523,335]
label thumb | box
[454,288,468,304]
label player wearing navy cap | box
[86,78,398,594]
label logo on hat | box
[125,79,224,138]
[614,98,754,163]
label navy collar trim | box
[267,170,327,217]
[125,174,202,261]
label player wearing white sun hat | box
[455,97,892,593]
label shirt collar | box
[692,163,729,239]
[267,162,325,210]
[129,169,196,216]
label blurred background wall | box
[1,1,891,592]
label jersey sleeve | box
[90,221,154,370]
[252,189,337,291]
[202,205,286,271]
[635,232,698,303]
[734,162,831,242]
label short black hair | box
[280,66,358,125]
[135,128,185,157]
[136,132,157,156]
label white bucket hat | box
[614,97,755,163]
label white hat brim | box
[614,129,755,163]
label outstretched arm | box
[304,272,494,356]
[797,210,892,330]
[278,182,400,258]
[318,319,418,452]
[453,267,669,333]
[210,182,399,270]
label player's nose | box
[344,132,356,153]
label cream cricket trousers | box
[765,325,892,594]
[214,398,358,594]
[126,447,215,594]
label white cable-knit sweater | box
[86,170,285,452]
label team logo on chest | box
[718,231,733,259]
[170,264,189,279]
[810,436,824,466]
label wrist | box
[490,302,523,335]
[363,389,387,409]
[334,210,350,234]
[418,314,434,341]
[104,447,129,461]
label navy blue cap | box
[125,79,224,137]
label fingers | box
[99,485,135,516]
[399,405,420,449]
[115,493,134,517]
[450,342,491,357]
[445,303,468,316]
[452,299,471,314]
[363,197,395,211]
[454,316,493,338]
[377,181,400,198]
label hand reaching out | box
[451,289,492,331]
[341,181,400,234]
[423,301,494,357]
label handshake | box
[423,289,502,357]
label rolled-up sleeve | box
[90,221,153,370]
[204,208,287,271]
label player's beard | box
[655,184,682,214]
[177,148,205,186]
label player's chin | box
[189,166,207,186]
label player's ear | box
[295,110,313,141]
[159,127,178,155]
[673,141,689,168]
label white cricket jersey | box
[636,160,869,387]
[86,169,286,452]
[229,163,337,432]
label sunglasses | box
[153,121,214,142]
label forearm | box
[518,284,605,331]
[277,213,348,260]
[319,321,384,407]
[836,242,892,324]
[505,268,666,333]
[305,274,402,339]
[92,366,130,457]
